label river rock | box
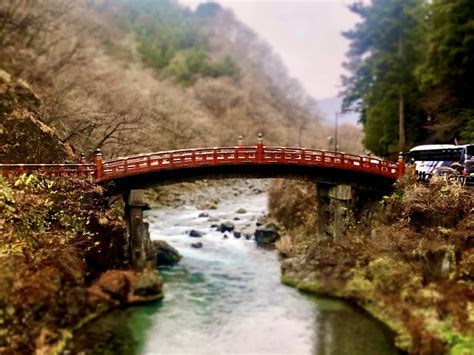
[191,242,203,248]
[133,270,163,297]
[256,216,266,227]
[208,217,219,222]
[189,229,204,238]
[233,231,241,239]
[210,224,219,229]
[244,233,252,240]
[198,212,209,218]
[152,240,182,266]
[236,208,247,214]
[255,223,280,246]
[233,217,240,221]
[219,221,235,233]
[223,233,229,239]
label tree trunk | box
[398,31,406,152]
[399,89,405,151]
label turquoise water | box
[67,192,400,355]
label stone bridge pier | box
[124,189,156,270]
[315,183,378,242]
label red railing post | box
[398,151,405,178]
[235,135,243,163]
[77,153,86,176]
[256,133,264,163]
[147,155,151,170]
[94,148,103,180]
[79,153,86,164]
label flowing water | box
[68,191,400,355]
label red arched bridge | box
[0,138,405,192]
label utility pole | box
[335,112,339,152]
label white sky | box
[179,0,360,100]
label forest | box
[0,0,364,163]
[342,0,474,157]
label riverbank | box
[66,186,400,354]
[0,175,163,353]
[270,178,474,354]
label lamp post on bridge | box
[237,135,243,147]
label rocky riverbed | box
[66,179,400,354]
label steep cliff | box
[0,69,74,163]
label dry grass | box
[0,175,127,353]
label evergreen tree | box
[341,0,427,156]
[417,0,474,143]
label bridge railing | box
[0,143,402,182]
[0,163,96,179]
[100,146,400,181]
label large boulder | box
[255,223,280,246]
[92,269,163,304]
[152,240,182,266]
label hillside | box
[0,0,361,161]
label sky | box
[179,0,361,101]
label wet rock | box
[133,270,163,297]
[191,242,203,248]
[236,208,247,214]
[198,212,209,218]
[210,224,219,229]
[233,217,240,221]
[223,233,229,239]
[244,233,252,240]
[256,216,266,227]
[189,229,204,238]
[208,217,219,222]
[255,223,280,246]
[233,231,241,239]
[219,221,235,233]
[152,240,182,266]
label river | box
[67,189,400,354]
